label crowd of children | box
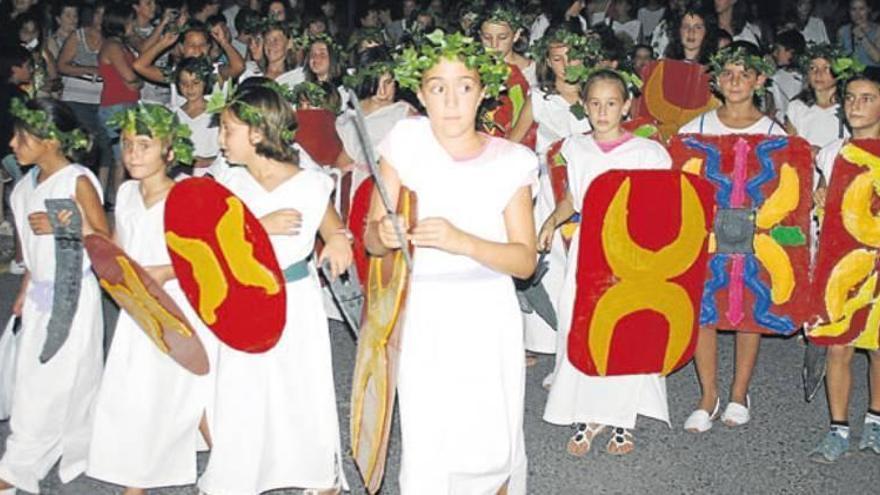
[0,0,879,494]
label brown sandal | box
[606,427,635,456]
[566,423,606,457]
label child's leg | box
[861,349,880,453]
[122,488,146,495]
[826,345,856,423]
[869,349,880,413]
[693,326,719,411]
[730,332,761,405]
[606,427,635,455]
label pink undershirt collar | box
[595,131,634,153]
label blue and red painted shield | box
[669,134,814,335]
[808,139,880,350]
[632,60,719,140]
[295,108,344,166]
[164,178,286,352]
[569,170,715,376]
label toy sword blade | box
[802,337,827,402]
[514,253,558,331]
[321,261,363,340]
[347,89,412,270]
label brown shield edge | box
[85,234,210,375]
[350,187,417,494]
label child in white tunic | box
[1,97,108,494]
[540,69,672,457]
[198,83,352,495]
[365,33,538,494]
[678,42,788,434]
[86,104,218,493]
[785,45,849,150]
[170,57,220,176]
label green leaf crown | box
[205,81,298,143]
[563,65,643,95]
[393,29,510,98]
[530,28,605,67]
[291,81,339,112]
[107,103,195,166]
[483,4,525,32]
[10,98,91,154]
[708,45,776,78]
[343,60,395,90]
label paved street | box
[0,269,878,494]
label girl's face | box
[844,79,880,132]
[135,0,157,21]
[480,21,519,58]
[57,6,79,33]
[850,0,870,26]
[584,79,630,135]
[680,14,706,54]
[182,31,210,58]
[417,58,484,140]
[633,47,653,74]
[9,129,52,166]
[808,57,836,93]
[218,110,256,165]
[19,20,39,46]
[308,20,327,36]
[716,63,766,104]
[263,29,289,64]
[714,0,734,14]
[10,59,34,84]
[361,9,379,28]
[121,132,169,179]
[178,70,206,101]
[375,72,396,102]
[268,1,286,21]
[547,44,577,81]
[308,42,331,78]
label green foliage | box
[107,103,194,165]
[10,98,91,154]
[564,65,643,93]
[205,82,298,144]
[483,4,525,31]
[291,81,338,112]
[530,29,604,67]
[709,45,776,78]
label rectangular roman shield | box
[568,170,715,377]
[295,108,344,166]
[808,139,880,350]
[631,60,720,141]
[669,134,814,335]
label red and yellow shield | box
[482,63,537,147]
[348,178,375,283]
[568,170,715,376]
[164,178,286,352]
[632,60,719,141]
[295,108,344,166]
[86,234,210,375]
[808,139,880,350]
[669,134,814,335]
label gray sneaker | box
[810,430,849,463]
[859,422,880,454]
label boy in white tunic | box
[365,30,538,494]
[540,69,672,457]
[1,97,108,494]
[86,103,218,494]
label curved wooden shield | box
[350,187,417,494]
[568,171,715,376]
[670,134,814,335]
[295,108,344,166]
[164,178,286,353]
[808,139,880,350]
[85,234,210,375]
[632,60,719,140]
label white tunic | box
[87,181,219,488]
[770,69,804,122]
[802,16,830,45]
[527,88,592,354]
[543,135,672,429]
[787,100,847,149]
[378,117,537,494]
[335,101,411,192]
[173,105,220,159]
[0,165,104,494]
[678,109,787,136]
[198,166,345,494]
[239,63,305,89]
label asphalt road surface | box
[0,269,878,494]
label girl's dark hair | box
[592,23,626,66]
[476,1,529,54]
[0,45,31,81]
[102,1,133,40]
[713,40,768,107]
[581,68,631,102]
[263,0,294,22]
[352,45,393,100]
[543,0,583,30]
[234,7,259,35]
[174,56,214,93]
[535,25,588,95]
[794,54,838,106]
[775,30,806,60]
[722,0,751,38]
[15,11,44,43]
[304,38,343,84]
[259,23,296,73]
[52,0,80,30]
[80,0,105,29]
[228,85,299,164]
[664,4,719,65]
[13,97,92,162]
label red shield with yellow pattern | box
[669,134,814,335]
[808,139,880,350]
[86,234,210,375]
[295,108,344,166]
[164,178,286,352]
[348,178,374,283]
[569,170,715,376]
[483,63,537,147]
[632,60,719,141]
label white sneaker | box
[8,260,25,275]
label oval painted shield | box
[85,234,210,375]
[164,178,286,352]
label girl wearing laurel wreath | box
[786,44,851,151]
[171,57,220,175]
[303,33,349,111]
[539,67,672,457]
[678,42,787,433]
[365,30,538,493]
[197,83,352,495]
[86,103,218,495]
[0,97,107,495]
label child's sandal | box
[606,427,635,456]
[566,422,606,457]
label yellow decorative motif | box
[681,157,703,175]
[166,232,229,325]
[215,197,280,295]
[755,163,800,230]
[753,233,795,304]
[842,172,880,248]
[824,248,877,321]
[810,269,877,339]
[589,176,707,375]
[100,256,192,353]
